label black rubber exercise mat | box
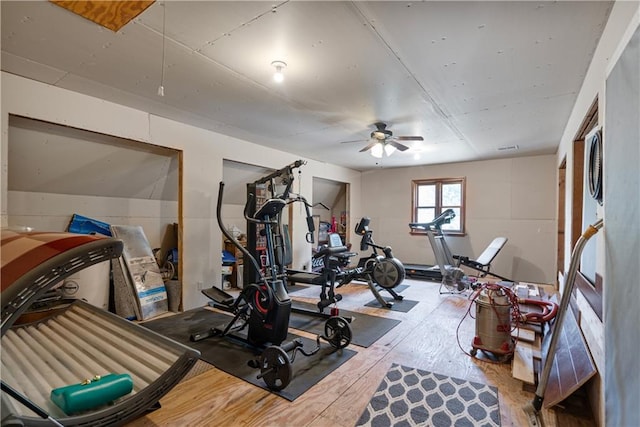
[355,284,420,313]
[364,297,419,313]
[141,307,357,401]
[289,302,401,348]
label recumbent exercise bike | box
[333,218,406,308]
[190,179,352,391]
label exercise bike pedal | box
[201,286,235,306]
[317,294,342,312]
[190,328,219,342]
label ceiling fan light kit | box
[371,143,384,158]
[346,122,424,158]
[384,144,397,156]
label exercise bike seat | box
[335,251,357,260]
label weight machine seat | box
[453,237,508,277]
[254,198,286,221]
[1,230,199,426]
[287,270,325,286]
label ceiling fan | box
[342,122,424,158]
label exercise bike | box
[190,180,352,392]
[335,218,406,308]
[308,235,353,313]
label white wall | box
[1,72,362,311]
[554,2,640,426]
[602,12,640,427]
[360,155,557,284]
[604,29,640,427]
[6,114,180,251]
[7,191,177,249]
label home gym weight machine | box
[242,160,356,317]
[408,209,509,293]
[191,172,352,392]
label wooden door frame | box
[557,157,566,290]
[570,97,603,320]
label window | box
[411,178,466,235]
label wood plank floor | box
[127,278,594,427]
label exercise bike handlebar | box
[409,208,456,230]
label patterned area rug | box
[356,364,501,427]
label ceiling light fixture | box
[157,1,166,97]
[371,143,384,158]
[271,60,287,83]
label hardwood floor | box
[127,278,592,427]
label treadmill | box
[405,209,456,281]
[404,263,443,281]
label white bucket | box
[61,261,110,310]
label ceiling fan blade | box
[396,136,424,141]
[359,141,378,152]
[389,141,410,151]
[340,139,369,144]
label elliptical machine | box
[191,177,352,392]
[337,218,406,308]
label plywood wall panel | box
[50,0,154,32]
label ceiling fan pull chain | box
[298,169,303,214]
[157,1,167,97]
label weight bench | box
[1,230,199,426]
[453,237,510,281]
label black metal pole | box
[1,381,64,426]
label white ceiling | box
[1,1,612,171]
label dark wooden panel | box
[558,160,566,276]
[543,307,597,408]
[571,140,585,249]
[574,271,603,321]
[51,0,155,32]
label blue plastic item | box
[67,214,112,236]
[222,250,236,265]
[167,248,178,263]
